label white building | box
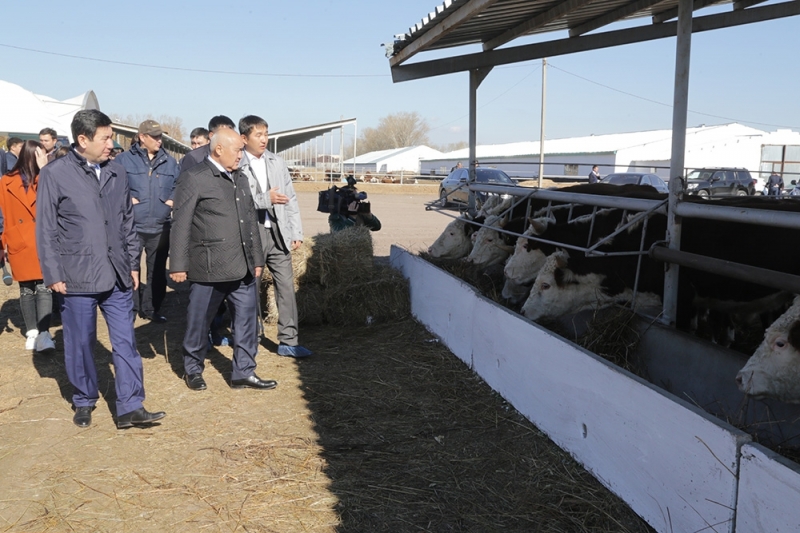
[0,79,99,142]
[344,145,443,174]
[421,123,800,188]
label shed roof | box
[388,0,800,81]
[344,145,444,165]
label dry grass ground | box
[0,182,654,532]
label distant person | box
[39,128,59,163]
[37,109,166,429]
[115,119,178,323]
[238,115,312,359]
[109,147,124,160]
[588,165,601,184]
[180,116,235,173]
[170,128,274,391]
[53,146,71,160]
[5,137,23,170]
[450,161,462,173]
[0,141,56,353]
[767,172,784,196]
[190,127,210,149]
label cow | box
[520,249,663,321]
[427,214,485,259]
[520,196,800,339]
[736,296,800,403]
[519,207,666,322]
[465,215,528,268]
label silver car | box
[438,167,516,207]
[603,172,669,193]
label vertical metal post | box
[538,58,547,189]
[662,0,693,326]
[468,67,492,214]
[339,126,344,176]
[353,121,358,177]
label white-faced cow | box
[736,296,800,403]
[427,215,485,259]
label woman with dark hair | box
[0,140,55,353]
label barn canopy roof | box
[388,0,800,81]
[268,118,356,153]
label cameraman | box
[328,182,381,233]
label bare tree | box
[110,113,187,143]
[357,112,431,155]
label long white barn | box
[421,123,800,188]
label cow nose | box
[735,373,743,387]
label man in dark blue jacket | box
[36,109,166,429]
[115,120,178,322]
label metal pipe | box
[538,58,546,189]
[469,184,668,213]
[650,245,800,294]
[663,0,694,326]
[468,69,479,214]
[676,201,800,229]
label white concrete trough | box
[391,246,755,533]
[736,443,800,532]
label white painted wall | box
[736,443,800,532]
[391,247,746,533]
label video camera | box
[317,175,371,215]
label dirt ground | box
[0,183,653,532]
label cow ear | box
[554,250,569,268]
[788,320,800,352]
[529,217,549,235]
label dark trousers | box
[134,228,170,317]
[183,274,258,381]
[62,284,144,416]
[19,280,52,333]
[259,224,299,345]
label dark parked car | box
[603,172,669,193]
[438,167,517,207]
[685,168,756,197]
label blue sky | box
[1,1,797,148]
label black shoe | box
[73,406,93,428]
[116,407,166,429]
[139,312,167,323]
[184,373,207,391]
[230,375,278,390]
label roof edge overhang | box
[391,1,800,82]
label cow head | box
[736,297,800,403]
[503,217,553,285]
[521,250,597,321]
[466,214,515,268]
[428,216,477,259]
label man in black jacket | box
[179,115,235,174]
[170,128,274,391]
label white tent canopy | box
[0,80,99,141]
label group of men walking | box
[35,109,311,429]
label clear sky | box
[1,0,797,149]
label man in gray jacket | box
[36,109,166,429]
[239,115,312,358]
[170,128,274,391]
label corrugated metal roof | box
[388,0,800,77]
[344,145,444,165]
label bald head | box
[210,127,244,171]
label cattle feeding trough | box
[413,181,800,533]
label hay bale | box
[302,227,374,287]
[322,264,410,326]
[296,284,326,326]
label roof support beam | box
[391,0,800,82]
[652,0,722,23]
[390,0,502,68]
[570,0,670,37]
[734,0,768,9]
[483,0,596,50]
